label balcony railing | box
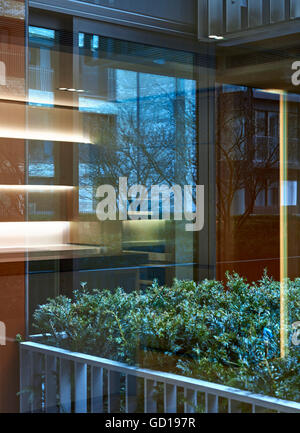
[206,0,300,37]
[28,66,54,92]
[20,341,300,413]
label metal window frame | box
[29,0,197,39]
[27,3,217,293]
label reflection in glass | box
[26,30,199,331]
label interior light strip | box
[0,221,70,248]
[0,243,68,250]
[0,185,74,191]
[0,130,91,144]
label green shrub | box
[33,272,300,402]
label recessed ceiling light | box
[58,87,86,93]
[209,35,224,40]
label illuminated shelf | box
[0,185,75,191]
[0,243,104,263]
[0,130,91,143]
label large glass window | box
[26,26,203,329]
[2,1,300,416]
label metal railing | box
[28,66,54,92]
[207,0,300,37]
[20,341,300,413]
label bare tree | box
[78,74,197,211]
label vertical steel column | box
[194,44,216,282]
[280,91,289,358]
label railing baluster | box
[270,0,285,23]
[107,369,111,413]
[254,405,267,413]
[59,359,71,413]
[164,383,177,413]
[248,0,264,28]
[126,374,137,413]
[91,367,103,413]
[32,353,44,413]
[228,399,242,413]
[109,370,121,413]
[45,355,57,413]
[291,0,300,18]
[205,393,218,413]
[20,348,33,413]
[184,388,197,413]
[208,0,224,36]
[74,362,87,413]
[145,380,157,413]
[226,0,242,32]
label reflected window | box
[28,141,55,178]
[28,26,57,105]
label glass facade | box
[26,26,201,330]
[0,0,299,414]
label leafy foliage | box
[33,272,300,402]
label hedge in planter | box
[33,272,300,402]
